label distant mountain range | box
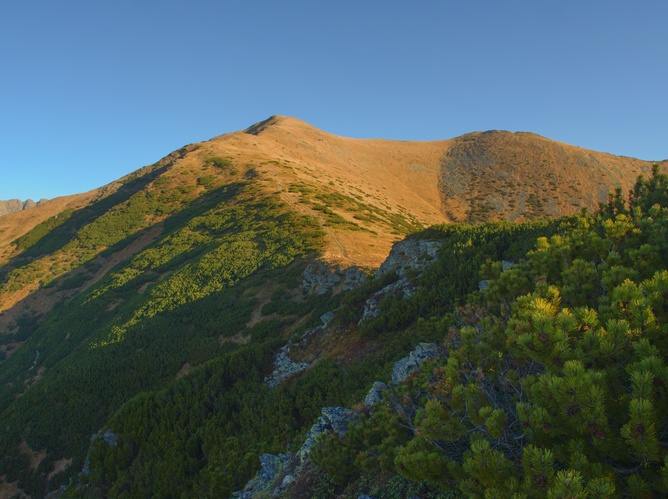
[0,198,47,217]
[0,116,665,497]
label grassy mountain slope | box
[439,130,662,222]
[0,117,663,496]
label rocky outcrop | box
[234,452,295,498]
[0,198,46,217]
[237,340,440,497]
[359,278,417,322]
[234,406,357,498]
[364,381,388,406]
[264,345,310,389]
[297,406,358,460]
[265,312,336,389]
[301,262,367,295]
[237,243,442,497]
[360,239,442,323]
[391,342,438,385]
[376,239,442,279]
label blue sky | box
[1,1,666,200]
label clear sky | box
[1,1,666,201]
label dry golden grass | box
[0,191,96,265]
[439,130,660,222]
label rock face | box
[265,312,336,389]
[264,345,310,389]
[301,262,367,295]
[391,342,438,385]
[236,242,442,497]
[297,406,358,461]
[235,452,293,498]
[364,381,388,406]
[238,342,441,497]
[0,198,46,217]
[360,239,442,323]
[234,406,357,498]
[376,239,442,279]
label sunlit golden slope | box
[438,130,662,222]
[0,116,662,299]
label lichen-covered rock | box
[359,278,419,322]
[297,406,358,461]
[359,239,441,324]
[341,266,367,291]
[376,239,442,279]
[321,406,356,434]
[301,263,367,295]
[274,474,295,495]
[364,381,388,406]
[320,311,335,327]
[302,262,341,294]
[501,260,515,272]
[391,343,438,385]
[236,452,292,498]
[257,453,280,483]
[265,345,309,389]
[235,407,359,497]
[102,430,118,447]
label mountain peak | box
[244,115,310,135]
[0,198,46,217]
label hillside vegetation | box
[310,166,668,498]
[0,117,665,497]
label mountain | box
[0,199,48,217]
[438,130,658,222]
[0,116,664,497]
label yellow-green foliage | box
[318,166,668,497]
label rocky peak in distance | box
[0,198,47,217]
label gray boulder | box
[302,262,341,294]
[298,406,358,460]
[237,452,292,498]
[359,239,441,325]
[376,239,442,279]
[364,381,388,406]
[320,311,335,327]
[265,345,310,389]
[301,263,367,295]
[391,343,438,385]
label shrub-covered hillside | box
[0,170,329,496]
[75,216,576,497]
[311,165,668,498]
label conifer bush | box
[316,165,668,497]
